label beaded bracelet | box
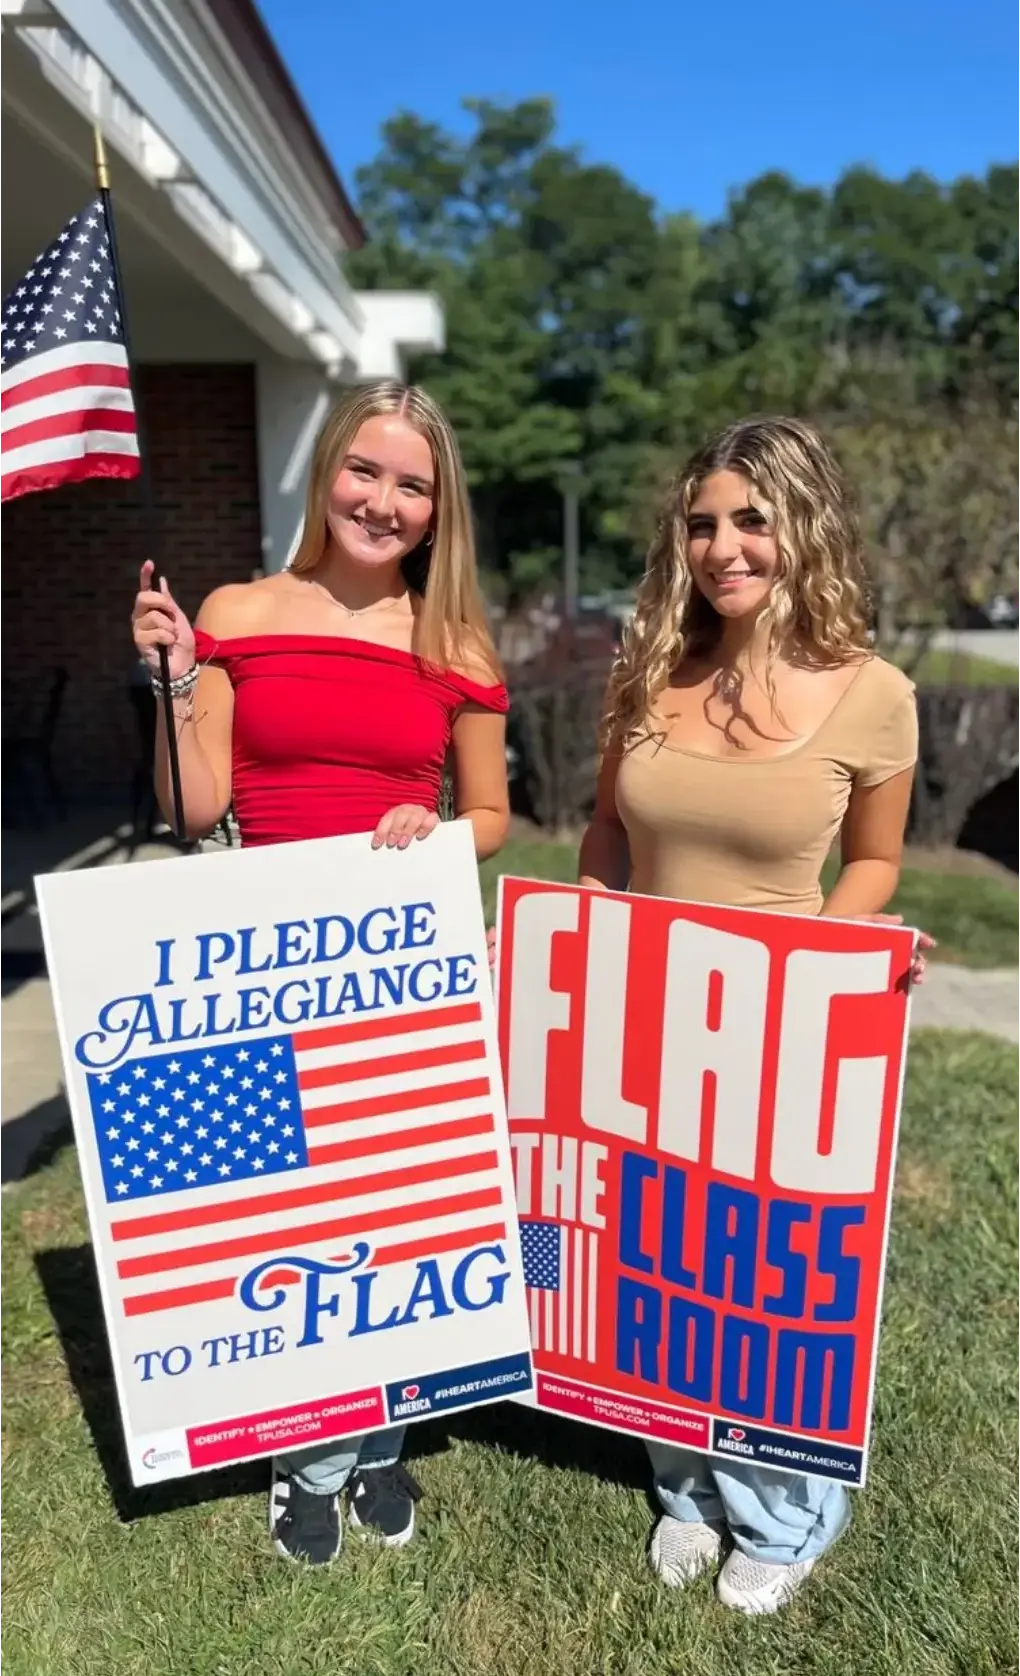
[150,664,200,700]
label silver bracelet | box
[151,664,199,700]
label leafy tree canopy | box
[346,99,1018,621]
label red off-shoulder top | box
[194,631,509,849]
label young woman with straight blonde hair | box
[131,379,510,1564]
[577,415,932,1615]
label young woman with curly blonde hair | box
[578,415,931,1615]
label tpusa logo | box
[391,1382,431,1419]
[716,1426,754,1458]
[142,1445,185,1471]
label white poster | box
[36,823,532,1485]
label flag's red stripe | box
[372,1219,507,1268]
[111,1143,497,1242]
[293,1000,482,1053]
[120,1219,509,1316]
[123,1277,234,1316]
[319,1148,499,1193]
[302,1075,491,1127]
[0,454,140,502]
[115,1185,505,1278]
[298,1038,485,1091]
[2,408,137,453]
[307,1111,495,1166]
[0,361,132,409]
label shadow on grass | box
[0,1088,239,1190]
[27,1253,472,1528]
[1,1101,75,1185]
[34,1244,270,1523]
[34,1239,651,1528]
[428,1396,652,1497]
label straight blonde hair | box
[289,380,500,679]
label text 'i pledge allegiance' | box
[152,902,441,987]
[506,891,895,1196]
[74,900,481,1070]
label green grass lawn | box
[481,840,1019,968]
[891,646,1018,688]
[1,1033,1016,1675]
[480,837,581,918]
[871,867,1019,968]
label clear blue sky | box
[258,0,1016,219]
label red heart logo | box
[402,1385,420,1400]
[728,1428,746,1441]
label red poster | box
[496,879,916,1486]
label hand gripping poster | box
[36,823,532,1485]
[496,878,916,1486]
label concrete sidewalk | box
[908,963,1018,1040]
[1,816,189,1182]
[2,976,68,1183]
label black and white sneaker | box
[347,1463,422,1548]
[269,1464,342,1565]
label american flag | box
[521,1219,599,1363]
[87,999,506,1319]
[1,197,140,503]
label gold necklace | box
[714,666,745,704]
[310,580,407,619]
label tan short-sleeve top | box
[615,656,918,916]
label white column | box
[353,293,444,377]
[255,358,338,573]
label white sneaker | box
[716,1548,816,1614]
[648,1516,724,1587]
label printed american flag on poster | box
[0,198,140,503]
[90,999,506,1320]
[36,826,535,1487]
[521,1219,599,1362]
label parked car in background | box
[987,595,1020,629]
[955,596,1020,630]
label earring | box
[424,531,434,548]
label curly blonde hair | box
[602,415,873,748]
[289,380,499,679]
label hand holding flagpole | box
[93,126,187,840]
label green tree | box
[348,102,586,593]
[349,100,685,594]
[346,98,1017,617]
[949,164,1019,395]
[827,372,1018,650]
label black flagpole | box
[93,125,187,842]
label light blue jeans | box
[278,1426,407,1496]
[647,1441,851,1565]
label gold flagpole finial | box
[93,124,110,191]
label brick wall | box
[2,364,262,802]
